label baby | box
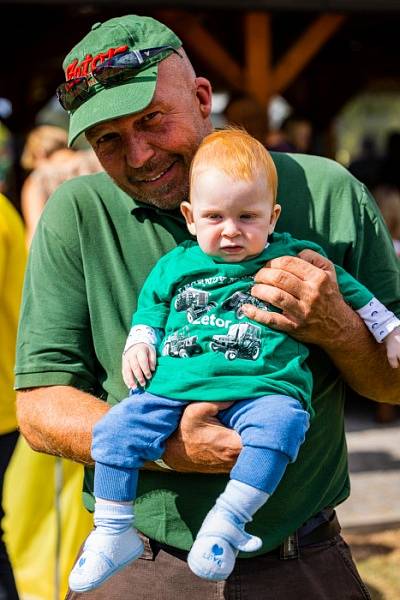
[69,128,400,592]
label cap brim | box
[68,63,158,146]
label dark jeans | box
[66,530,371,600]
[0,430,20,600]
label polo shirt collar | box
[130,196,185,223]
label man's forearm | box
[17,386,109,465]
[248,253,400,405]
[321,303,400,404]
[17,387,241,472]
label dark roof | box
[7,0,400,10]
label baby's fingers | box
[148,346,157,371]
[122,361,137,389]
[136,347,154,382]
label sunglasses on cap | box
[56,46,180,111]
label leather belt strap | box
[279,509,341,560]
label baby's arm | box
[335,265,400,368]
[356,298,400,368]
[122,325,160,388]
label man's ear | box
[195,77,212,119]
[269,203,282,234]
[180,201,197,236]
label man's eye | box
[142,112,161,124]
[96,132,119,145]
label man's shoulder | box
[271,152,362,194]
[271,151,347,175]
[41,172,130,226]
[50,171,116,199]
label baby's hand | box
[385,327,400,368]
[122,343,156,388]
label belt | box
[147,508,341,562]
[277,508,341,560]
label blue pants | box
[92,392,309,502]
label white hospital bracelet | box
[123,325,158,354]
[357,297,400,343]
[154,458,173,470]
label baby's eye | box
[240,214,254,220]
[206,213,222,220]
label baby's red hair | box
[190,128,278,203]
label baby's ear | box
[180,201,196,236]
[268,203,282,234]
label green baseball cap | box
[61,15,182,145]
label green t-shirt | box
[133,234,372,410]
[15,154,400,554]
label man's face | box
[86,56,213,210]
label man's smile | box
[129,161,178,184]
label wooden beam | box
[156,10,243,91]
[244,12,272,107]
[272,14,347,94]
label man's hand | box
[241,249,349,347]
[162,402,242,473]
[122,343,156,388]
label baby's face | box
[181,167,281,262]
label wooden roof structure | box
[1,2,400,137]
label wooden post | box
[244,12,272,107]
[272,14,346,95]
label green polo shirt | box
[15,154,400,554]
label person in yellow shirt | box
[0,193,25,599]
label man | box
[0,192,25,600]
[15,15,400,599]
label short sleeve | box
[15,191,100,391]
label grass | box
[346,527,400,600]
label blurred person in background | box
[373,184,400,256]
[378,132,400,190]
[267,114,313,153]
[20,125,101,246]
[0,192,25,600]
[348,136,382,191]
[224,94,269,145]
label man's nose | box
[222,219,240,237]
[124,134,155,168]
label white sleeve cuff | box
[357,297,400,343]
[123,325,158,354]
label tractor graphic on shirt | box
[174,287,217,323]
[162,329,202,358]
[209,323,261,361]
[221,291,270,319]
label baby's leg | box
[69,392,187,592]
[187,395,310,581]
